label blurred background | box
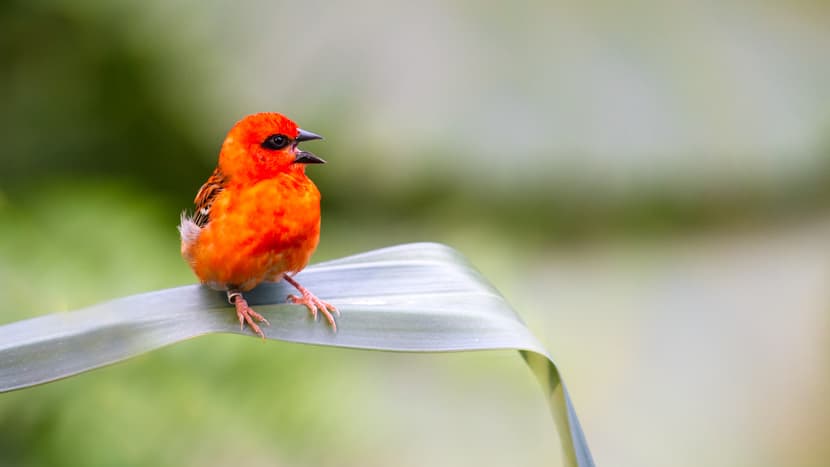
[1,0,828,466]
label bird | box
[179,112,338,338]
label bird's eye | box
[262,134,291,150]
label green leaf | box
[0,242,594,467]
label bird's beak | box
[294,128,326,164]
[294,151,326,164]
[296,128,323,142]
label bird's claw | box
[287,293,338,332]
[230,293,269,339]
[282,275,339,331]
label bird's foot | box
[228,291,270,339]
[283,275,339,331]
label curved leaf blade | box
[0,242,594,467]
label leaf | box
[0,242,594,467]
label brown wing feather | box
[193,167,226,227]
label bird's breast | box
[187,175,321,290]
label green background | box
[1,1,828,466]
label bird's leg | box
[227,290,270,339]
[283,275,339,331]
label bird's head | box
[218,112,325,180]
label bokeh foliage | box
[1,0,828,466]
[2,1,829,241]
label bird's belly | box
[188,214,319,291]
[184,176,321,292]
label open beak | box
[294,128,326,164]
[296,128,323,142]
[294,151,326,164]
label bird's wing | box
[192,167,226,227]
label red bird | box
[179,112,338,337]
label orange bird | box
[179,112,338,337]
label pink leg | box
[227,291,270,339]
[283,275,339,331]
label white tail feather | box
[178,212,202,251]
